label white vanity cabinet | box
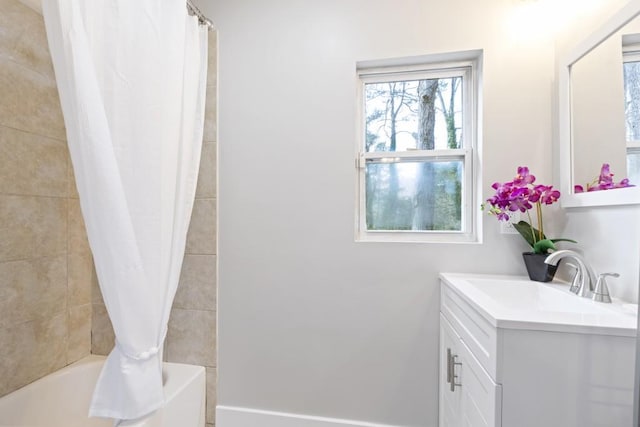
[439,273,637,427]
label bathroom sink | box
[467,278,610,314]
[440,273,637,336]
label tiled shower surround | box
[0,1,218,425]
[0,0,92,396]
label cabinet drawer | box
[441,282,498,379]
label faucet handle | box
[566,263,581,294]
[592,272,618,303]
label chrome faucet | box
[544,250,597,298]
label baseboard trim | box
[216,405,400,427]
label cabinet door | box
[458,337,502,427]
[440,314,462,427]
[441,314,502,427]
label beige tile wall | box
[1,0,217,421]
[91,31,219,426]
[0,0,92,397]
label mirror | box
[559,0,640,207]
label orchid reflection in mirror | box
[574,163,634,193]
[483,166,577,254]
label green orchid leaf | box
[511,221,576,253]
[512,221,546,248]
[550,238,578,244]
[532,239,556,254]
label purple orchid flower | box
[577,163,634,192]
[599,163,613,185]
[616,178,633,188]
[483,166,572,254]
[513,166,536,187]
[536,185,560,204]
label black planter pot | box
[522,252,559,282]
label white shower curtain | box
[42,0,208,421]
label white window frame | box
[355,51,482,243]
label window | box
[356,52,481,243]
[623,49,640,185]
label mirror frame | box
[559,0,640,208]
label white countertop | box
[440,272,638,337]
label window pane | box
[624,61,640,141]
[365,160,462,231]
[364,77,463,152]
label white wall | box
[205,0,640,425]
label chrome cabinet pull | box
[446,348,453,384]
[449,351,462,392]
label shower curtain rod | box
[186,0,213,29]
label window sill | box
[356,230,480,244]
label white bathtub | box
[0,355,206,427]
